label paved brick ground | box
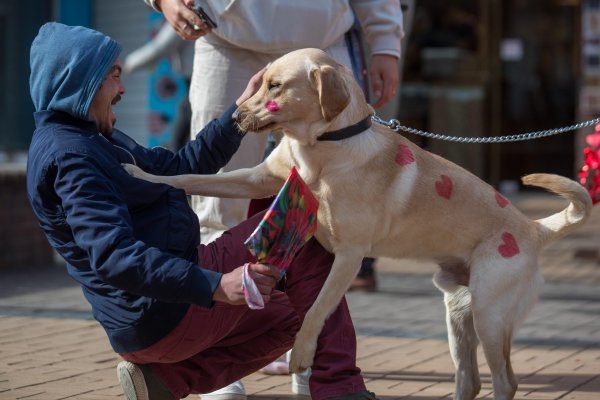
[1,193,599,399]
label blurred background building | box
[1,0,599,268]
[399,0,599,190]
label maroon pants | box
[120,211,365,399]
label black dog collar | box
[317,115,373,142]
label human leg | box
[350,257,377,292]
[119,209,366,399]
[119,212,299,398]
[120,296,298,399]
[189,38,274,244]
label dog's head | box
[235,48,373,144]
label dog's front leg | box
[289,248,366,373]
[122,163,284,199]
[122,163,169,185]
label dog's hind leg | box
[434,265,481,400]
[469,252,543,400]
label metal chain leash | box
[371,115,600,144]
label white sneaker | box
[200,380,247,400]
[117,361,174,400]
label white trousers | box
[189,36,352,243]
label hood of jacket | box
[29,22,122,120]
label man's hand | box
[213,263,280,305]
[236,66,268,106]
[369,54,400,109]
[156,0,212,40]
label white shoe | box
[117,361,174,400]
[200,380,247,400]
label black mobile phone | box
[191,4,217,29]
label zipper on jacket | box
[100,133,137,166]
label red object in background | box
[578,123,600,205]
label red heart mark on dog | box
[395,144,415,166]
[435,175,453,200]
[495,192,509,208]
[498,232,520,258]
[265,100,280,112]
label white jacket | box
[144,0,403,57]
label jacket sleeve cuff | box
[217,103,247,146]
[218,103,242,131]
[371,49,401,59]
[185,266,223,308]
[368,35,403,60]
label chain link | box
[371,115,600,144]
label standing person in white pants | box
[142,1,404,399]
[144,0,404,243]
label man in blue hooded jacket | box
[27,22,373,400]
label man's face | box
[88,59,125,136]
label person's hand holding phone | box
[157,0,215,40]
[191,4,217,29]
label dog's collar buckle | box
[317,115,373,142]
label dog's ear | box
[309,64,350,121]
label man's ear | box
[309,64,350,121]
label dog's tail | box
[522,173,592,247]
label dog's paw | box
[289,338,317,373]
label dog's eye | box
[268,82,281,91]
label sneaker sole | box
[117,361,149,400]
[200,395,247,400]
[200,381,247,400]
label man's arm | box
[351,0,405,108]
[56,151,279,306]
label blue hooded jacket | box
[27,23,245,353]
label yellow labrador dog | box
[124,48,592,400]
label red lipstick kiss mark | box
[395,144,415,166]
[498,232,520,258]
[495,192,509,208]
[435,175,453,200]
[266,100,280,112]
